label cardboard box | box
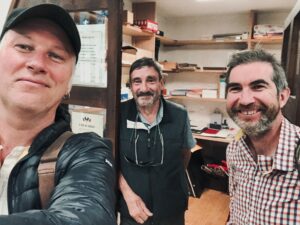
[123,10,134,25]
[71,108,106,137]
[159,61,177,71]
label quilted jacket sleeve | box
[0,132,117,225]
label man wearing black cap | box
[0,4,116,225]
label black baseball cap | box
[0,4,81,62]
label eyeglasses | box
[124,124,164,167]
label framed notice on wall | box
[71,11,108,87]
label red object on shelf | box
[202,128,219,134]
[134,19,158,33]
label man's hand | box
[125,191,153,224]
[119,174,153,224]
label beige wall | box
[0,0,14,35]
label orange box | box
[159,61,177,71]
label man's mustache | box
[137,92,153,97]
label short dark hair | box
[225,49,288,94]
[129,57,162,84]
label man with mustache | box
[225,49,300,224]
[118,57,196,225]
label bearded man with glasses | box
[118,57,196,225]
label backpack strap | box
[38,131,73,208]
[294,138,300,179]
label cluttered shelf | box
[191,127,236,144]
[156,35,248,46]
[250,37,283,44]
[123,25,282,46]
[165,69,226,75]
[123,24,153,37]
[157,36,283,46]
[165,96,226,103]
[193,133,233,144]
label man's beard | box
[227,102,280,137]
[135,91,160,108]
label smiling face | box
[0,18,76,115]
[130,66,164,109]
[226,61,290,137]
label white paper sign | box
[73,24,107,87]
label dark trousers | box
[120,212,185,225]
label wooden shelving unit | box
[156,35,282,47]
[123,24,282,48]
[250,37,283,44]
[164,69,226,103]
[123,24,153,37]
[155,10,283,48]
[166,96,226,103]
[156,36,247,46]
[193,134,233,144]
[166,70,226,74]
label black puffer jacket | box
[0,106,117,225]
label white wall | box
[157,12,287,65]
[0,0,13,35]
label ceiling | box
[131,0,297,17]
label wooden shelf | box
[166,96,226,103]
[156,35,283,46]
[123,24,154,37]
[250,37,283,44]
[156,35,248,46]
[165,69,226,75]
[191,144,202,152]
[155,35,178,45]
[122,63,131,67]
[193,134,233,143]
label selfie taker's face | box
[226,62,288,137]
[0,18,75,113]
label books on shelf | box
[202,66,227,71]
[169,88,219,99]
[160,61,178,72]
[169,89,187,96]
[194,128,233,139]
[212,32,248,41]
[178,63,200,71]
[186,89,202,98]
